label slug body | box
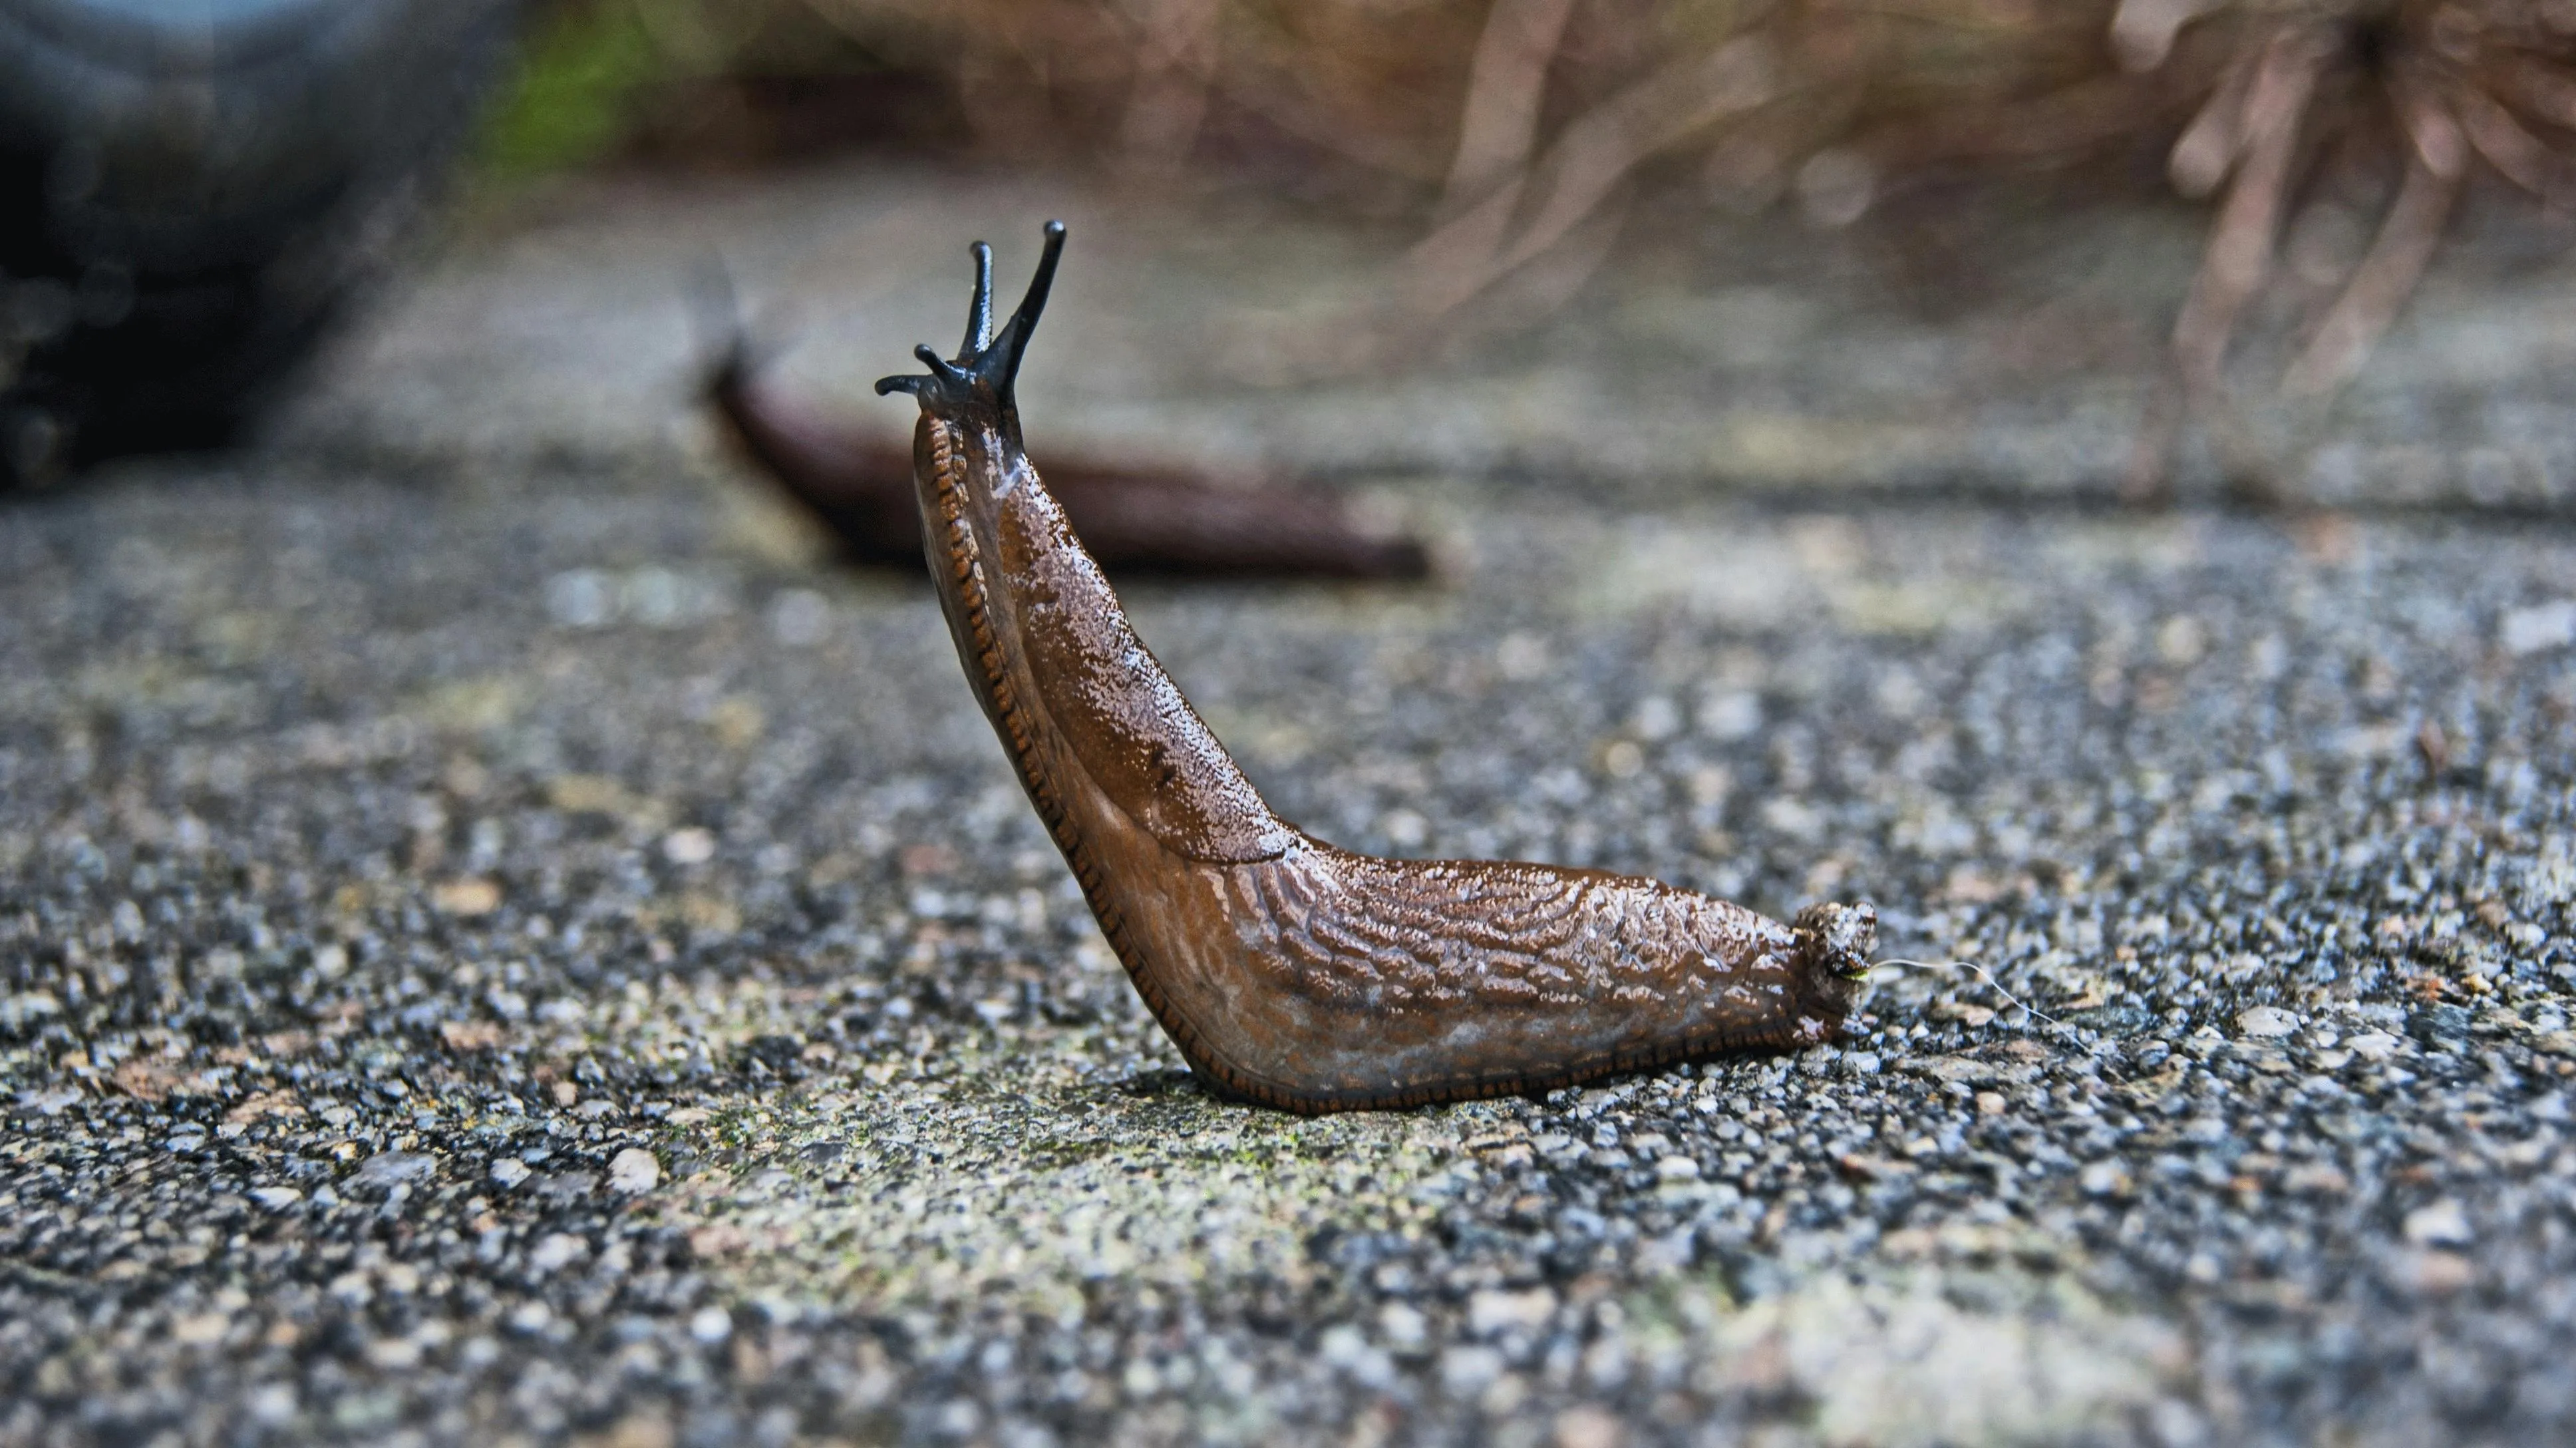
[713,338,1430,579]
[878,225,1874,1113]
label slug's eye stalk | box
[687,257,783,399]
[876,220,1067,443]
[961,241,995,359]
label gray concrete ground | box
[5,166,2576,1448]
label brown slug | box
[876,223,1875,1114]
[711,328,1430,580]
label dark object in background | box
[710,339,1431,581]
[0,0,524,485]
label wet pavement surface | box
[5,168,2576,1447]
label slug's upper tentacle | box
[879,223,1873,1113]
[961,241,995,359]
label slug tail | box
[1790,900,1875,1031]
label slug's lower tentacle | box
[878,223,1873,1113]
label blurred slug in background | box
[707,317,1430,581]
[874,222,1875,1114]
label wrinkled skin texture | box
[881,226,1875,1113]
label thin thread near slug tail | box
[1871,958,2065,1028]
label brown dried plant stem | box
[1408,35,1779,316]
[2170,23,2331,397]
[2283,153,2458,397]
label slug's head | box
[874,220,1066,446]
[1789,900,1876,1026]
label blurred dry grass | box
[503,1,2175,192]
[489,0,2576,480]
